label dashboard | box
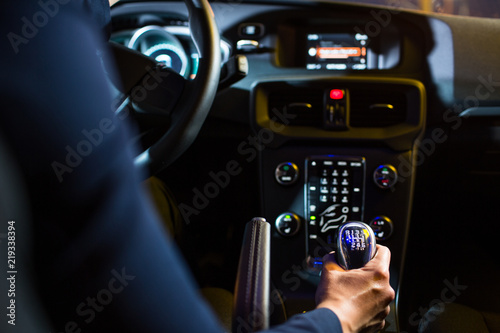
[110,1,500,332]
[111,16,231,78]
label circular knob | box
[275,162,299,185]
[369,216,394,241]
[275,212,301,237]
[373,165,398,189]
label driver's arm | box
[315,246,395,333]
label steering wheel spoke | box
[110,0,220,175]
[131,65,186,118]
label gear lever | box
[336,221,377,270]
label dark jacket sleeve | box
[0,2,343,333]
[265,309,343,333]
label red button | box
[330,89,344,100]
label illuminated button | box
[239,23,264,37]
[275,212,301,237]
[373,164,398,189]
[310,216,317,225]
[330,89,345,100]
[369,216,394,241]
[275,162,299,185]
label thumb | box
[322,252,345,272]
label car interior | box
[105,0,500,332]
[3,0,500,332]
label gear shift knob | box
[336,221,377,270]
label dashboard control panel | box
[305,156,365,264]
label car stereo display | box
[306,33,369,70]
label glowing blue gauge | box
[127,26,190,78]
[122,25,233,80]
[144,43,188,77]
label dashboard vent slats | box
[268,90,323,127]
[267,86,410,129]
[349,90,407,127]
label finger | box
[360,245,392,285]
[368,244,391,266]
[361,319,386,333]
[322,251,336,262]
[321,252,345,272]
[374,305,392,321]
[374,319,386,332]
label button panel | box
[275,212,301,237]
[305,156,365,259]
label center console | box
[253,78,425,332]
[304,155,366,269]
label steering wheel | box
[111,0,221,175]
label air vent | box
[349,89,407,127]
[268,89,323,126]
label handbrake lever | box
[336,221,377,270]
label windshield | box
[111,0,500,19]
[320,0,499,18]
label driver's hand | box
[315,245,395,333]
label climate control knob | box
[373,164,398,189]
[275,162,299,185]
[369,216,394,241]
[275,212,301,237]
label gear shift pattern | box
[336,221,376,270]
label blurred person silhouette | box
[0,1,394,332]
